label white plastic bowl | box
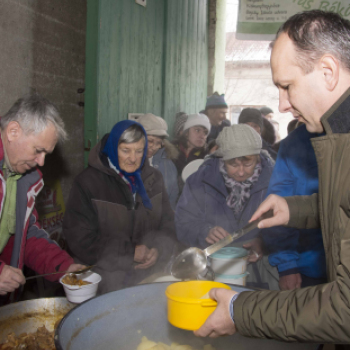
[210,247,248,276]
[59,272,101,303]
[215,272,249,286]
[182,159,204,182]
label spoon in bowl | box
[26,265,95,280]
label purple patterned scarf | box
[219,159,262,214]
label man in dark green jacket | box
[195,10,350,346]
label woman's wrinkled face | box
[224,155,259,182]
[146,135,163,158]
[118,139,145,173]
[187,126,208,148]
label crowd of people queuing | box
[0,85,316,296]
[3,8,350,348]
[0,88,299,300]
[61,89,308,292]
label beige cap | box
[138,113,169,137]
[215,124,262,160]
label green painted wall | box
[84,0,208,158]
[97,0,165,138]
[163,0,208,135]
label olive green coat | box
[234,88,350,344]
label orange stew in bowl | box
[61,274,92,286]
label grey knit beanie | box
[215,124,262,160]
[137,113,169,137]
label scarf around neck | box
[219,158,262,215]
[102,120,152,210]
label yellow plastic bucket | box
[165,281,231,331]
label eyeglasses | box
[148,139,163,149]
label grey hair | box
[271,10,350,74]
[0,94,67,143]
[118,124,145,145]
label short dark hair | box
[271,10,350,74]
[261,118,276,145]
[238,108,263,130]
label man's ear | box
[320,54,339,91]
[6,121,22,142]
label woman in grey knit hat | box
[175,124,276,289]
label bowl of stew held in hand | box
[59,272,101,303]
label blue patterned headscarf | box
[102,120,152,210]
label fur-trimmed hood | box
[163,139,179,161]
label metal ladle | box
[171,210,273,279]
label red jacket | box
[0,135,73,282]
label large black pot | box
[56,283,318,350]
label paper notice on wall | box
[36,179,66,249]
[237,0,350,40]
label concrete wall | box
[0,0,86,202]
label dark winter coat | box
[262,139,278,160]
[63,135,177,294]
[262,124,326,279]
[172,144,207,178]
[175,152,274,249]
[207,119,231,142]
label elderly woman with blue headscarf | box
[63,120,177,294]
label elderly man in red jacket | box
[0,94,83,299]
